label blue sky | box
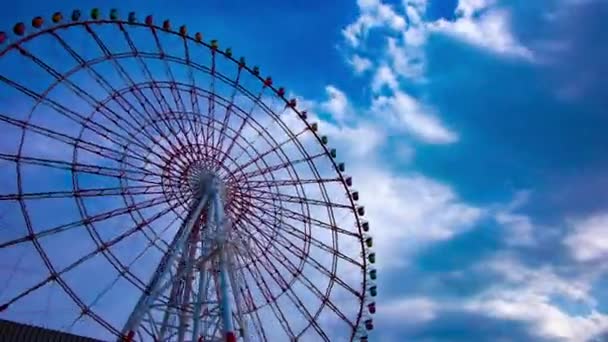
[1,0,608,341]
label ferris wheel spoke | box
[0,184,165,201]
[178,39,206,162]
[246,304,268,341]
[11,46,169,156]
[244,177,341,188]
[0,247,27,298]
[242,218,356,333]
[81,212,180,318]
[234,252,296,339]
[181,35,202,117]
[247,195,359,238]
[241,205,363,270]
[247,189,353,210]
[0,153,160,184]
[110,27,199,161]
[193,49,216,163]
[230,127,309,175]
[0,112,168,176]
[0,75,168,162]
[0,195,169,249]
[213,67,242,161]
[238,207,363,300]
[229,90,292,165]
[149,28,188,114]
[237,228,331,341]
[228,117,280,168]
[0,114,165,174]
[47,31,172,155]
[217,87,266,168]
[108,25,174,115]
[0,202,176,315]
[148,28,193,148]
[237,151,326,180]
[55,204,180,310]
[130,80,194,166]
[231,265,268,341]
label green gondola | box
[91,8,100,20]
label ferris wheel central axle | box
[121,170,240,342]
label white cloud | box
[341,0,463,146]
[469,297,608,341]
[348,54,373,74]
[379,296,437,324]
[564,213,608,262]
[456,0,495,17]
[430,6,533,59]
[494,191,535,246]
[386,36,426,80]
[299,89,478,270]
[371,90,458,144]
[345,0,533,85]
[296,88,386,158]
[320,85,350,121]
[352,166,482,268]
[342,0,406,47]
[484,257,593,302]
[321,122,385,158]
[495,211,535,246]
[371,64,399,92]
[467,257,608,341]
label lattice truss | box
[0,9,377,342]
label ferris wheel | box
[0,8,377,341]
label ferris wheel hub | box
[187,163,226,200]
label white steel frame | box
[121,174,248,342]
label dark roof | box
[0,319,104,342]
